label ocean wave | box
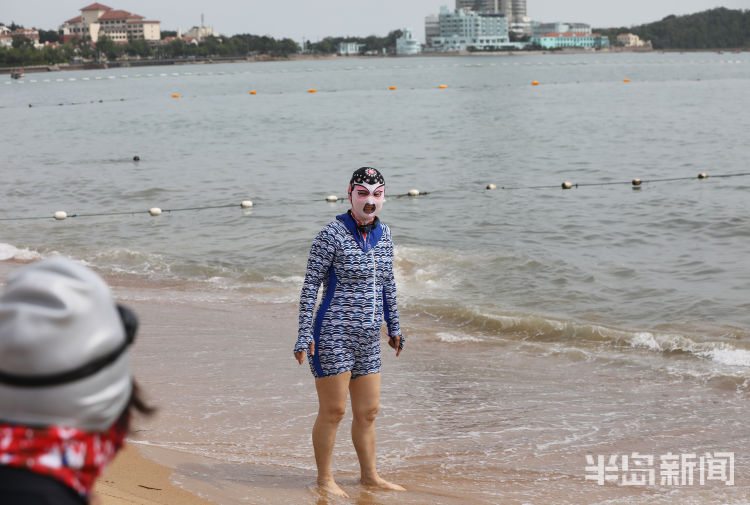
[393,244,461,296]
[0,243,42,261]
[435,332,484,343]
[629,332,750,367]
[410,301,750,373]
[85,248,174,277]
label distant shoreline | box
[3,47,746,75]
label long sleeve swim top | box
[295,212,403,354]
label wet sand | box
[95,445,216,505]
[2,258,749,504]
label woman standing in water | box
[294,167,405,497]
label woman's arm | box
[296,225,337,355]
[382,226,404,353]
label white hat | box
[0,258,133,432]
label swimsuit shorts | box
[309,334,381,379]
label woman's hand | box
[295,341,315,364]
[388,335,403,357]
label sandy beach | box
[95,445,215,505]
[3,255,749,505]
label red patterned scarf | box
[0,417,127,497]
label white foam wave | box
[87,248,173,277]
[700,347,750,367]
[435,332,483,343]
[629,331,750,368]
[630,332,662,351]
[0,243,41,261]
[446,307,750,371]
[267,275,304,284]
[393,244,457,297]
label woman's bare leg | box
[349,373,405,490]
[313,372,351,497]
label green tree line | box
[306,29,403,54]
[2,20,409,67]
[596,8,750,50]
[1,29,300,67]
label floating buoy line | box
[323,190,428,202]
[495,172,750,191]
[0,203,249,222]
[2,172,749,223]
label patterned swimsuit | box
[296,212,403,378]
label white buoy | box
[408,189,420,196]
[561,181,574,189]
[486,183,497,190]
[325,195,338,202]
[241,200,253,208]
[53,211,67,220]
[149,207,162,216]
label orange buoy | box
[171,93,180,98]
[249,90,257,95]
[438,84,447,89]
[531,81,539,86]
[308,88,317,93]
[623,78,631,83]
[389,86,397,90]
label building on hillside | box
[616,33,648,47]
[338,41,364,56]
[431,6,511,52]
[533,32,610,50]
[58,3,160,43]
[396,28,422,55]
[0,26,11,48]
[183,25,217,42]
[0,27,43,49]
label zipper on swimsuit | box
[370,249,377,325]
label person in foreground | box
[0,258,152,505]
[295,167,406,498]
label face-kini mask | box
[349,181,385,224]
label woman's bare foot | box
[361,474,406,491]
[317,478,349,498]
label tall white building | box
[455,0,508,15]
[431,6,510,52]
[510,0,526,21]
[425,14,440,47]
[508,0,530,35]
[455,0,527,24]
[396,28,422,55]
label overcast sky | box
[3,1,748,43]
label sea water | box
[2,52,750,503]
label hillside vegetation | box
[596,8,750,50]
